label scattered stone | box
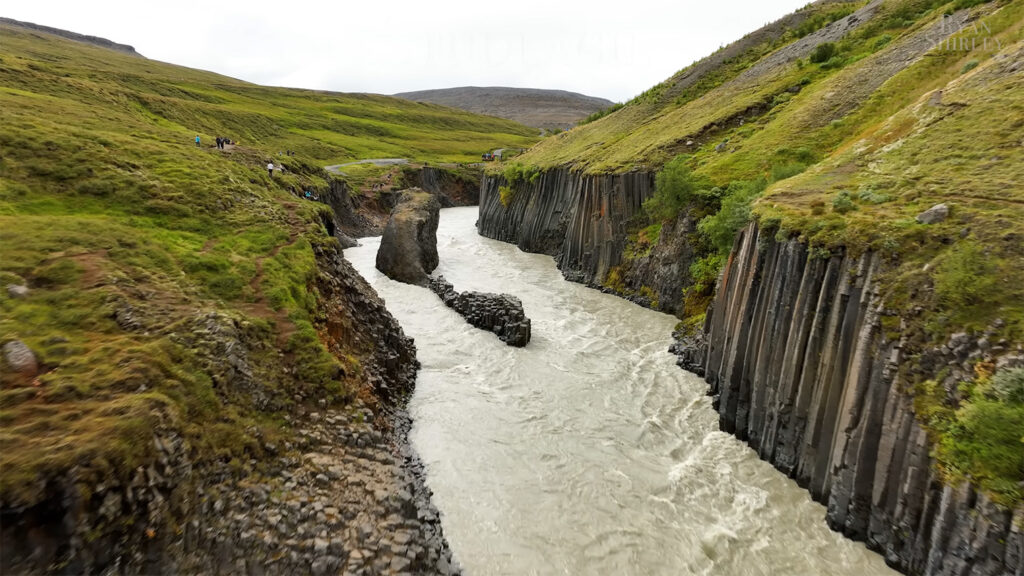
[916,203,949,224]
[6,284,29,298]
[2,339,38,377]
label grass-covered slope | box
[0,22,535,508]
[508,0,1024,505]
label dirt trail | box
[242,203,302,347]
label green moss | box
[0,22,540,509]
[916,368,1024,507]
[499,185,515,208]
[505,0,1024,506]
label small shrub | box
[820,56,847,70]
[933,241,997,309]
[855,188,892,204]
[961,60,979,74]
[697,179,766,254]
[498,185,515,208]
[873,34,893,50]
[604,266,626,293]
[770,162,807,182]
[809,42,838,64]
[936,399,1024,505]
[832,190,856,213]
[991,368,1024,404]
[810,199,826,215]
[644,155,715,221]
[501,162,540,186]
[689,253,726,294]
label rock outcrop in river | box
[376,189,441,286]
[428,276,531,347]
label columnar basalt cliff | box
[400,166,482,207]
[478,171,696,313]
[689,223,1023,575]
[478,179,1024,573]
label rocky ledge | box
[375,189,441,286]
[175,402,461,576]
[429,276,531,347]
[0,240,462,575]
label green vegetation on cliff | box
[0,22,537,508]
[511,0,1024,505]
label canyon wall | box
[477,175,1023,575]
[0,240,460,575]
[693,223,1022,575]
[478,171,696,313]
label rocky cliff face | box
[689,223,1023,576]
[0,240,461,575]
[401,166,481,207]
[478,173,1023,574]
[478,170,696,314]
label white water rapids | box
[346,207,896,576]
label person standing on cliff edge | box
[267,162,274,178]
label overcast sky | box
[4,0,811,102]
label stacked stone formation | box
[428,276,531,347]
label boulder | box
[6,284,29,298]
[429,276,531,347]
[3,339,38,377]
[375,189,440,286]
[916,203,949,224]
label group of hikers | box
[193,135,235,149]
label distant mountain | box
[395,86,615,130]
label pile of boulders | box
[176,403,461,576]
[429,276,531,347]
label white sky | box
[4,0,811,102]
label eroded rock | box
[375,189,440,285]
[2,339,38,377]
[429,276,531,347]
[916,202,949,224]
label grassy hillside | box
[507,0,1024,505]
[0,22,535,508]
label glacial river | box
[346,207,896,576]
